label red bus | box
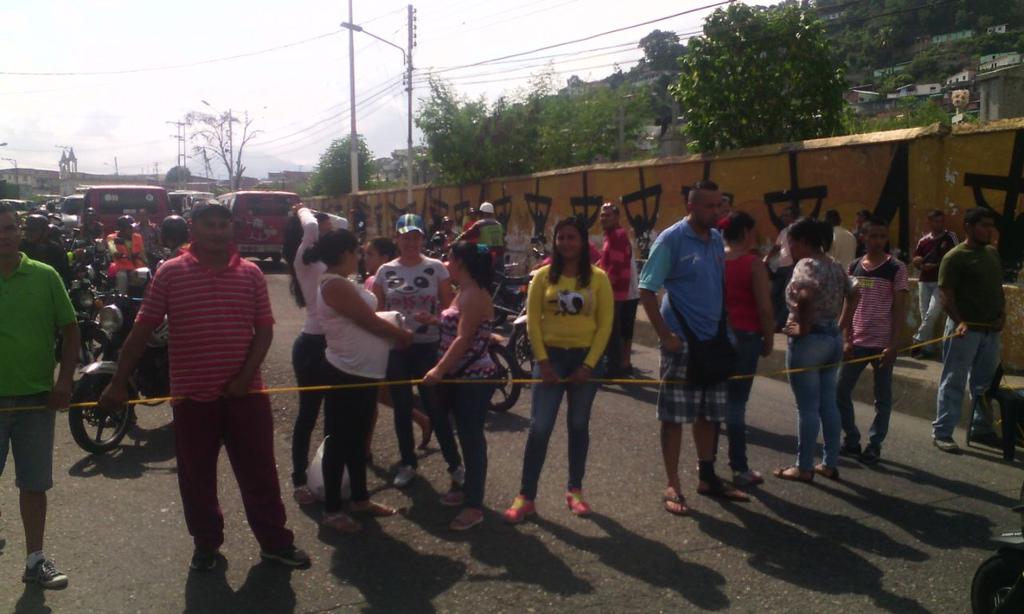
[83,185,169,235]
[218,191,299,263]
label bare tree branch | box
[187,109,259,190]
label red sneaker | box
[565,489,592,517]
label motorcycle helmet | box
[24,214,49,232]
[160,215,189,247]
[116,215,135,231]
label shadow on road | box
[67,422,176,480]
[183,558,297,614]
[536,513,730,610]
[320,522,467,613]
[484,408,530,434]
[693,501,930,613]
[14,585,51,614]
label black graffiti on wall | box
[570,172,604,230]
[964,128,1024,278]
[621,167,661,259]
[763,152,828,229]
[525,178,553,241]
[871,142,910,257]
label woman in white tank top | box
[306,229,412,533]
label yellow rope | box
[5,327,1018,414]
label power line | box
[420,48,647,83]
[421,0,579,43]
[1,30,342,76]
[431,1,732,73]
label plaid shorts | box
[656,346,727,424]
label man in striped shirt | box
[100,200,309,572]
[836,217,909,464]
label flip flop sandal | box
[697,478,751,502]
[663,492,690,516]
[773,466,815,483]
[322,512,361,533]
[813,464,841,481]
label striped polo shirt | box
[847,255,908,349]
[135,247,274,404]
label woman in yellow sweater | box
[503,216,614,523]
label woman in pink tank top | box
[720,211,775,487]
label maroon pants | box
[172,394,294,552]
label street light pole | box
[406,4,415,207]
[341,6,416,205]
[347,0,359,194]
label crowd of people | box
[0,180,1009,587]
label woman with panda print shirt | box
[503,216,614,523]
[373,214,457,489]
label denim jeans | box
[726,330,764,473]
[386,342,449,469]
[932,321,1001,439]
[913,281,947,347]
[446,382,495,508]
[519,348,604,500]
[836,346,893,450]
[786,323,843,471]
[291,333,327,486]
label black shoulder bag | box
[667,298,736,388]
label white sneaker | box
[393,465,417,488]
[449,466,466,487]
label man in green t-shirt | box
[932,207,1005,453]
[0,202,79,589]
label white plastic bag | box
[305,438,351,502]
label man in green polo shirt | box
[932,207,1006,453]
[0,202,78,589]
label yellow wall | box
[327,120,1024,368]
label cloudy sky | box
[0,0,767,180]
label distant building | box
[844,88,881,105]
[932,29,974,45]
[988,24,1008,35]
[262,170,313,193]
[0,168,61,199]
[945,69,976,88]
[980,52,1022,72]
[564,75,611,97]
[873,62,911,79]
[887,83,942,99]
[977,64,1024,122]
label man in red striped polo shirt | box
[100,200,309,572]
[836,217,909,465]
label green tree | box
[671,4,846,152]
[165,165,191,186]
[415,78,493,184]
[638,30,686,73]
[537,85,649,168]
[843,97,950,134]
[308,135,374,197]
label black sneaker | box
[260,545,311,569]
[23,558,68,589]
[839,441,862,458]
[860,445,881,465]
[933,437,962,454]
[189,548,219,572]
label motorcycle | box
[971,478,1024,612]
[486,334,522,413]
[68,267,170,454]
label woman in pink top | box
[720,212,775,487]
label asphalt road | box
[1,263,1020,613]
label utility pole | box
[114,157,119,176]
[405,4,416,206]
[166,120,188,173]
[228,108,235,190]
[347,0,359,194]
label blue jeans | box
[787,324,843,471]
[446,382,495,509]
[913,281,947,347]
[836,346,893,450]
[519,348,603,500]
[291,333,327,486]
[932,321,1001,439]
[386,342,451,469]
[726,330,764,473]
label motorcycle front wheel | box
[69,373,135,455]
[971,553,1024,613]
[487,344,521,413]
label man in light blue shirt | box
[639,181,748,515]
